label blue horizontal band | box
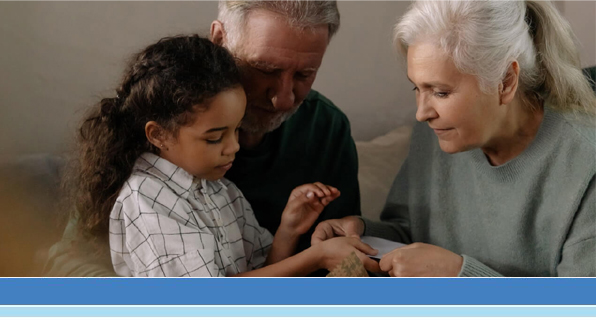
[2,278,596,305]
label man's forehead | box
[236,9,329,52]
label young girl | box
[73,35,378,277]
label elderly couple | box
[45,0,595,277]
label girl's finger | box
[313,182,331,196]
[355,251,382,273]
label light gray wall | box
[1,1,594,156]
[0,2,219,156]
[562,1,596,68]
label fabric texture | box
[225,89,361,253]
[363,107,596,277]
[356,125,412,221]
[110,153,273,277]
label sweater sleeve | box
[556,176,596,276]
[362,158,412,243]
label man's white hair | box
[394,0,595,115]
[218,0,340,50]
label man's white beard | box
[240,105,300,134]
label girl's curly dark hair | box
[69,35,240,247]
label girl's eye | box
[206,137,223,144]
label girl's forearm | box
[233,246,322,277]
[264,228,300,265]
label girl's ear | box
[145,121,169,151]
[499,61,520,106]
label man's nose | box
[415,95,438,122]
[268,74,295,111]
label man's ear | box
[499,61,520,105]
[211,20,226,46]
[145,121,169,151]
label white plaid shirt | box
[109,153,273,277]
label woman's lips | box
[432,128,454,136]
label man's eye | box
[206,137,223,144]
[258,68,276,75]
[295,72,313,79]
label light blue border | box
[3,306,596,317]
[2,278,596,306]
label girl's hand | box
[379,243,463,277]
[279,183,340,237]
[313,236,381,273]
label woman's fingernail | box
[307,192,313,198]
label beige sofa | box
[356,125,412,221]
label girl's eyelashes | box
[206,137,223,144]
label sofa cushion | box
[0,154,66,276]
[356,125,412,221]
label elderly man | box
[214,1,361,252]
[43,0,360,276]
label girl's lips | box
[217,162,233,171]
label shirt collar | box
[136,152,195,196]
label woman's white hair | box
[218,0,340,50]
[394,0,595,114]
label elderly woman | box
[312,0,596,277]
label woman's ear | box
[210,20,226,46]
[499,61,520,105]
[145,121,169,152]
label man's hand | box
[279,183,340,237]
[311,216,365,245]
[313,236,381,273]
[379,243,463,277]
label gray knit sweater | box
[363,108,596,276]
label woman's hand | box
[379,243,463,277]
[311,216,365,245]
[313,236,381,273]
[279,182,340,237]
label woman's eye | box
[206,137,223,144]
[412,87,419,92]
[434,91,450,98]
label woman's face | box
[407,42,505,154]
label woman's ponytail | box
[525,0,596,115]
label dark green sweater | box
[364,108,596,276]
[226,90,361,252]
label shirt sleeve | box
[228,183,273,270]
[110,179,224,277]
[557,176,596,276]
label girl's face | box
[161,86,247,181]
[407,42,504,154]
